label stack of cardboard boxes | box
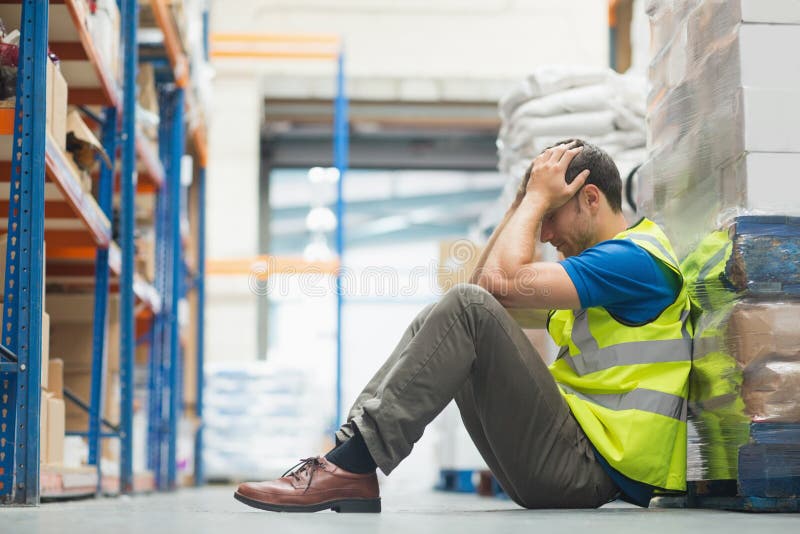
[48,293,121,464]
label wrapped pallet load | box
[641,0,800,499]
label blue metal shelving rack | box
[0,0,47,506]
[147,82,185,490]
[0,0,207,504]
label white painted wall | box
[211,0,609,101]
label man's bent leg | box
[335,302,437,445]
[347,284,547,475]
[451,289,617,509]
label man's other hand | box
[526,142,590,210]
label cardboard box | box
[46,395,65,465]
[183,291,197,408]
[741,88,800,153]
[46,58,54,139]
[739,24,800,88]
[48,358,64,399]
[742,356,800,422]
[741,0,800,23]
[720,152,800,216]
[41,312,50,390]
[437,240,484,293]
[89,0,121,84]
[39,391,49,464]
[727,301,800,366]
[50,63,68,151]
[50,323,95,373]
[48,293,120,373]
[64,369,119,432]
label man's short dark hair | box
[530,138,623,213]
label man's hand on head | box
[526,142,590,210]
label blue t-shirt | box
[558,237,681,507]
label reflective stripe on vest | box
[624,232,680,268]
[558,383,688,421]
[562,309,692,376]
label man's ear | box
[582,184,602,211]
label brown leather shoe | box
[234,456,381,513]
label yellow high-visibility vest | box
[548,218,692,490]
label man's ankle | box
[325,428,377,474]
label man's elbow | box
[476,271,515,306]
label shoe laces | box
[282,457,325,494]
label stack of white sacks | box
[479,66,648,234]
[203,361,333,481]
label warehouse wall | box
[206,0,610,364]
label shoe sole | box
[234,491,381,513]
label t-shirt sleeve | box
[559,239,680,324]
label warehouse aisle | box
[5,485,800,533]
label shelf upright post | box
[119,0,139,494]
[333,49,349,428]
[87,107,119,490]
[149,82,173,489]
[0,0,47,506]
[166,87,185,490]
[194,166,206,486]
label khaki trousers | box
[335,284,619,509]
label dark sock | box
[325,428,377,474]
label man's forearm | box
[467,201,520,285]
[481,195,548,282]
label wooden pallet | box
[40,465,98,501]
[100,471,156,496]
[652,478,800,513]
[652,494,800,512]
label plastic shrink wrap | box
[644,0,800,496]
[637,0,800,497]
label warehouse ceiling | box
[261,99,505,254]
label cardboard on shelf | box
[64,369,119,432]
[48,293,120,373]
[50,62,68,151]
[41,312,50,390]
[48,358,64,399]
[40,390,49,465]
[45,394,65,465]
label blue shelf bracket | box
[0,0,48,506]
[119,0,140,495]
[87,106,118,490]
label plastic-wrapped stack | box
[641,0,800,497]
[203,361,333,481]
[480,66,647,234]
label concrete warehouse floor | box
[5,485,800,533]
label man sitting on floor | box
[234,139,691,513]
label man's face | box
[539,192,596,258]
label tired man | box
[234,140,692,513]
